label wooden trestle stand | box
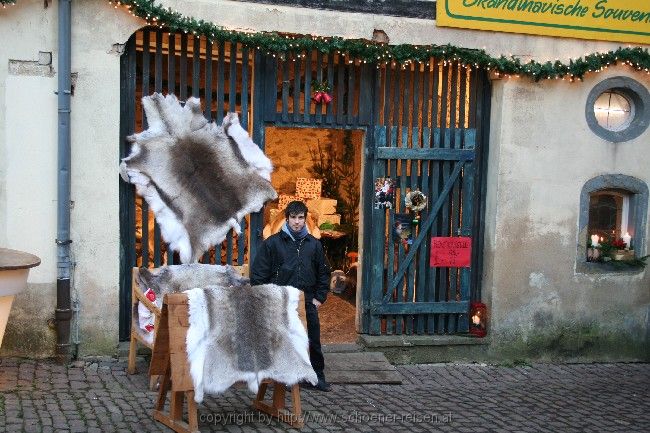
[127,268,160,389]
[128,267,304,433]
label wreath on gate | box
[405,190,427,212]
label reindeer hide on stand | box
[135,264,246,297]
[186,284,318,402]
[120,93,277,263]
[134,265,316,402]
[132,264,247,341]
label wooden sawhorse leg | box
[252,381,304,428]
[152,365,200,433]
[150,295,199,433]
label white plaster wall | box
[0,0,142,356]
[68,2,141,355]
[483,67,650,353]
[5,75,58,281]
[0,0,56,248]
[0,0,59,355]
[1,0,648,356]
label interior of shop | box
[263,126,364,343]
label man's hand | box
[312,299,322,308]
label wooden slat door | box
[119,29,254,340]
[367,125,477,335]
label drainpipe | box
[55,0,72,364]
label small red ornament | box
[144,324,155,332]
[312,91,323,103]
[311,80,331,104]
[145,288,156,302]
[321,92,333,104]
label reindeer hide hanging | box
[120,93,277,263]
[185,284,318,402]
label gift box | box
[307,198,337,217]
[296,178,322,199]
[278,194,299,210]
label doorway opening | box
[263,126,364,344]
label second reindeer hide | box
[132,264,247,343]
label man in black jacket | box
[251,200,332,391]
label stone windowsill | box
[576,260,646,275]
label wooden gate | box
[119,27,490,339]
[367,126,476,335]
[363,62,489,336]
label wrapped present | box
[296,178,322,199]
[307,198,337,216]
[317,213,341,227]
[299,191,321,200]
[278,194,299,210]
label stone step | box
[323,351,402,384]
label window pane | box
[588,192,623,240]
[593,91,632,132]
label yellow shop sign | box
[437,0,650,44]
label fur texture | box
[136,264,246,297]
[120,93,277,263]
[186,284,317,402]
[133,264,246,336]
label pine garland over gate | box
[2,0,650,81]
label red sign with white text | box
[430,237,472,268]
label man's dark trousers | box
[305,301,325,377]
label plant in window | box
[610,238,630,261]
[579,174,649,273]
[591,237,648,268]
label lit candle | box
[622,232,631,250]
[472,314,481,325]
[590,234,599,247]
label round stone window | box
[594,90,633,131]
[586,77,650,142]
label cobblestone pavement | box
[0,357,648,433]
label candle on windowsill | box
[590,234,599,247]
[469,302,487,338]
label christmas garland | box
[112,0,650,81]
[3,0,650,81]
